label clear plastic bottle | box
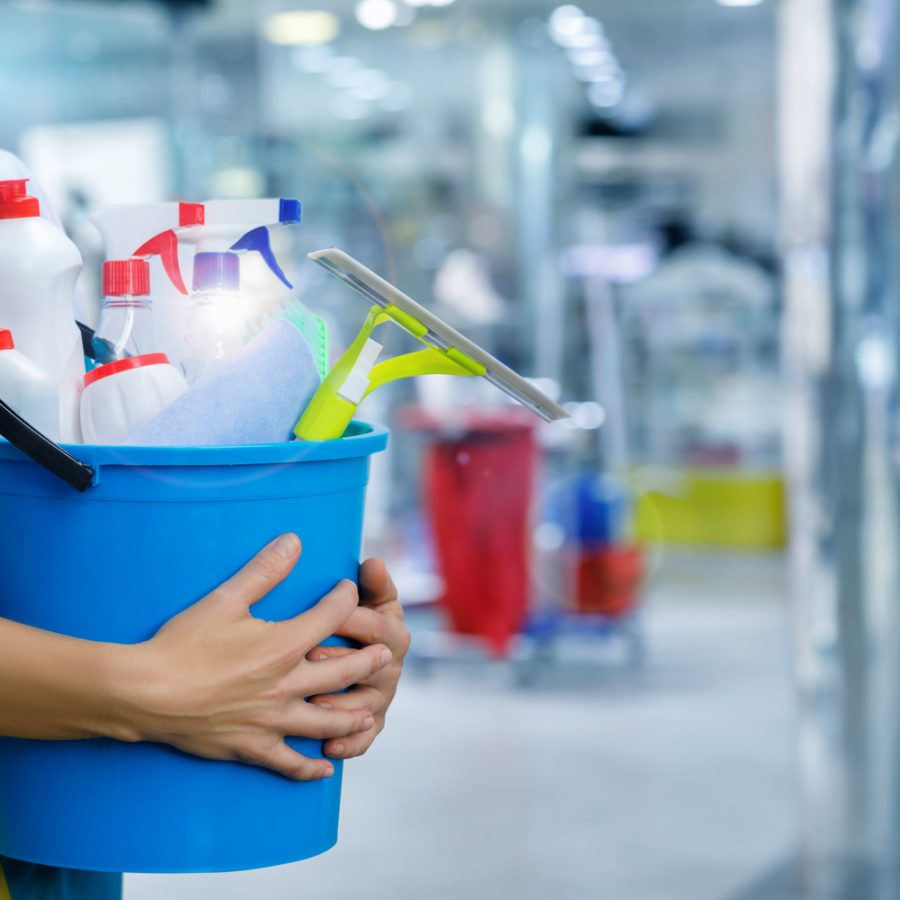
[183,251,247,383]
[92,258,154,364]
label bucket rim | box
[0,421,388,468]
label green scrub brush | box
[276,298,330,380]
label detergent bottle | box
[0,328,60,440]
[91,258,154,364]
[0,180,84,441]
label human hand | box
[306,558,410,760]
[121,534,392,781]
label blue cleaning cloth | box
[129,318,321,446]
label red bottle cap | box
[0,329,13,351]
[103,259,151,297]
[0,180,40,220]
[84,353,171,388]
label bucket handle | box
[0,398,95,493]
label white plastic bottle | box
[80,353,188,445]
[92,258,155,364]
[0,329,60,439]
[0,179,84,441]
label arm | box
[0,533,394,780]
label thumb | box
[211,534,302,614]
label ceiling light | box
[567,44,612,66]
[575,63,622,83]
[264,10,341,46]
[429,0,458,6]
[356,0,399,30]
[559,29,603,49]
[588,79,624,108]
[716,0,765,6]
[549,5,585,38]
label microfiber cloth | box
[129,318,321,446]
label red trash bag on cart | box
[424,418,537,656]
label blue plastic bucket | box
[0,422,388,873]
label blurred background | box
[3,0,898,897]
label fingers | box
[285,702,375,740]
[358,558,400,613]
[280,579,361,652]
[298,644,392,697]
[309,685,385,716]
[329,606,410,657]
[209,534,302,614]
[244,740,335,782]
[323,723,381,761]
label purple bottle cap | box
[192,252,240,292]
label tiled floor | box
[126,553,796,900]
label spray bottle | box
[176,199,304,379]
[89,202,205,364]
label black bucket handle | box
[0,399,95,492]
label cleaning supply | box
[89,201,205,296]
[176,199,303,376]
[182,251,245,382]
[0,329,60,440]
[130,318,321,447]
[0,423,388,872]
[277,297,330,380]
[294,248,570,441]
[80,353,188,445]
[196,198,301,289]
[90,201,206,364]
[0,179,84,442]
[91,258,154,364]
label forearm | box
[0,616,135,741]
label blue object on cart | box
[0,423,387,874]
[545,472,627,547]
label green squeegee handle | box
[0,398,95,493]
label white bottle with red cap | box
[80,353,188,445]
[0,328,60,440]
[91,258,154,364]
[0,179,84,441]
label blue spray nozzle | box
[193,252,240,292]
[279,198,302,224]
[230,225,293,289]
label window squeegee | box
[294,247,570,442]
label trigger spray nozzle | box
[133,231,189,295]
[230,226,293,289]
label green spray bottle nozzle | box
[230,225,293,289]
